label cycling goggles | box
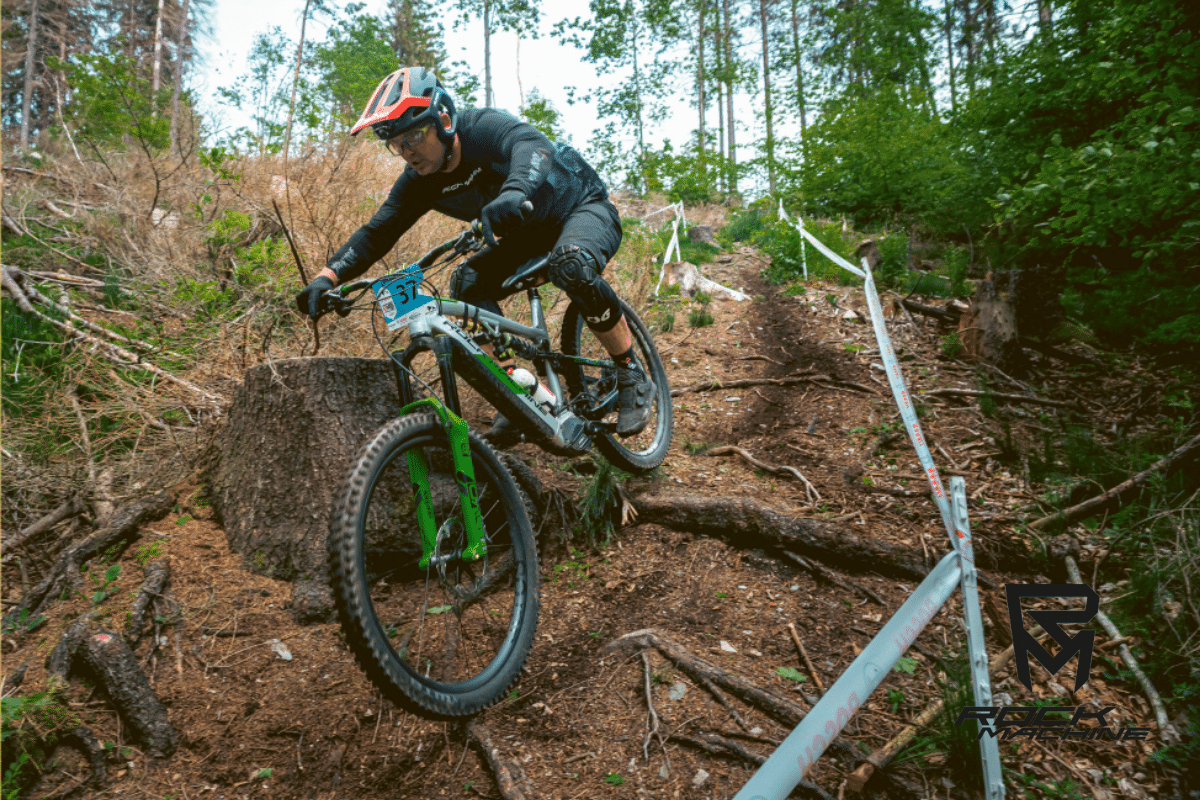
[384,124,432,155]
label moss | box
[135,540,168,566]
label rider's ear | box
[439,112,453,132]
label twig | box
[786,622,825,695]
[704,445,821,504]
[925,387,1075,409]
[1,495,85,563]
[640,652,669,765]
[658,325,698,355]
[1032,434,1200,530]
[271,199,310,285]
[1064,555,1178,744]
[783,551,887,607]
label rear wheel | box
[561,299,672,473]
[329,413,539,718]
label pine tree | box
[388,0,446,68]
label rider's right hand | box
[296,275,336,320]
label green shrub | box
[688,303,714,328]
[876,236,909,287]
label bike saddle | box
[500,254,551,292]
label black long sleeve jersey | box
[325,108,609,283]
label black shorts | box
[450,198,623,316]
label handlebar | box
[319,200,536,317]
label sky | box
[192,0,777,191]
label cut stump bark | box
[211,357,407,622]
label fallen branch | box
[127,559,170,646]
[466,720,528,800]
[924,387,1075,409]
[1064,555,1178,744]
[786,622,825,695]
[1,495,86,564]
[640,652,669,764]
[632,494,929,581]
[783,552,887,607]
[3,492,175,627]
[1031,433,1200,530]
[704,445,821,505]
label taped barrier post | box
[652,201,688,297]
[730,216,1004,800]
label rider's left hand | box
[479,190,527,248]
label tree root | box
[466,720,529,800]
[3,492,174,628]
[632,494,928,581]
[703,445,821,505]
[127,559,170,646]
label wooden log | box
[633,494,929,581]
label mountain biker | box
[295,66,655,440]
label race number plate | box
[372,264,434,331]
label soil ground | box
[4,244,1166,800]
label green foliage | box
[798,85,976,231]
[52,43,171,152]
[87,563,122,604]
[687,302,713,328]
[940,333,963,360]
[573,457,631,548]
[1,297,68,423]
[521,88,565,143]
[1,609,48,636]
[313,13,399,129]
[892,656,919,675]
[2,692,80,798]
[602,772,625,786]
[941,246,971,297]
[875,236,909,287]
[775,667,808,683]
[887,688,905,714]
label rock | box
[687,225,716,244]
[720,640,738,653]
[268,639,293,661]
[693,769,710,787]
[668,683,688,701]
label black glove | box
[295,275,335,320]
[479,190,528,248]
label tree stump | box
[211,357,406,621]
[958,271,1026,376]
[686,225,716,244]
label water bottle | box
[510,368,556,412]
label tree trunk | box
[170,0,192,151]
[211,358,409,621]
[20,0,41,150]
[698,0,706,171]
[1038,0,1052,42]
[722,0,737,192]
[150,0,165,104]
[760,0,775,194]
[945,0,956,112]
[282,0,313,160]
[484,0,493,107]
[715,18,725,192]
[790,0,806,147]
[632,24,648,193]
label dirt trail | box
[5,244,1159,800]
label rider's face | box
[392,114,452,175]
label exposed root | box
[466,720,529,800]
[704,445,821,505]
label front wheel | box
[561,299,673,473]
[329,413,540,718]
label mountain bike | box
[324,217,673,717]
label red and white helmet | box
[350,67,457,143]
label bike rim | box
[355,432,529,694]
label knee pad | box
[548,245,621,332]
